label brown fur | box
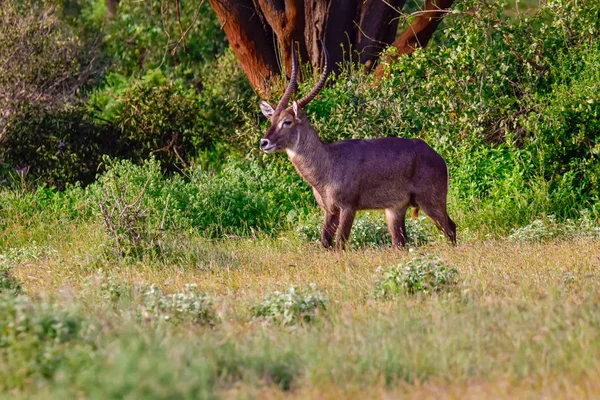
[260,105,457,249]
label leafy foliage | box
[142,284,217,326]
[297,212,432,248]
[250,285,328,326]
[0,104,125,188]
[0,0,93,112]
[508,210,600,242]
[87,54,254,173]
[0,1,109,187]
[0,264,22,295]
[88,157,312,241]
[86,0,226,79]
[375,256,460,298]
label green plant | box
[297,212,432,248]
[96,160,164,257]
[1,104,126,188]
[375,256,460,298]
[0,263,22,295]
[250,285,327,326]
[86,0,226,78]
[142,284,217,326]
[86,49,254,172]
[0,1,111,188]
[0,0,93,111]
[0,294,91,388]
[509,210,600,242]
[97,73,209,170]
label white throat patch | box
[286,148,297,159]
[286,132,301,159]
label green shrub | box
[0,263,22,295]
[1,104,126,188]
[297,212,432,248]
[88,59,253,172]
[88,157,312,239]
[250,285,327,326]
[0,0,92,112]
[244,0,599,236]
[0,294,91,388]
[375,256,460,299]
[508,210,600,242]
[0,1,111,187]
[142,284,217,326]
[85,0,226,78]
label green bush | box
[297,212,432,248]
[0,294,92,389]
[508,210,600,242]
[246,0,599,236]
[108,78,205,169]
[375,256,460,299]
[142,284,217,326]
[0,1,112,187]
[88,157,313,240]
[87,56,254,172]
[0,0,92,112]
[1,104,125,188]
[250,285,328,326]
[84,0,226,78]
[0,263,22,295]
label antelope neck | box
[286,126,331,190]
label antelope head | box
[259,42,329,154]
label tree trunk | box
[255,0,308,80]
[207,0,281,97]
[207,0,455,95]
[357,0,407,69]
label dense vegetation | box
[2,0,598,237]
[0,0,599,397]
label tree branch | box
[376,0,455,77]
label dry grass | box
[3,218,599,398]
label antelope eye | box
[281,120,292,127]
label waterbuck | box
[259,43,456,249]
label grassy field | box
[1,0,599,397]
[2,212,600,399]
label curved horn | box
[273,42,299,117]
[293,41,330,110]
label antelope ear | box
[292,101,305,122]
[259,100,275,119]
